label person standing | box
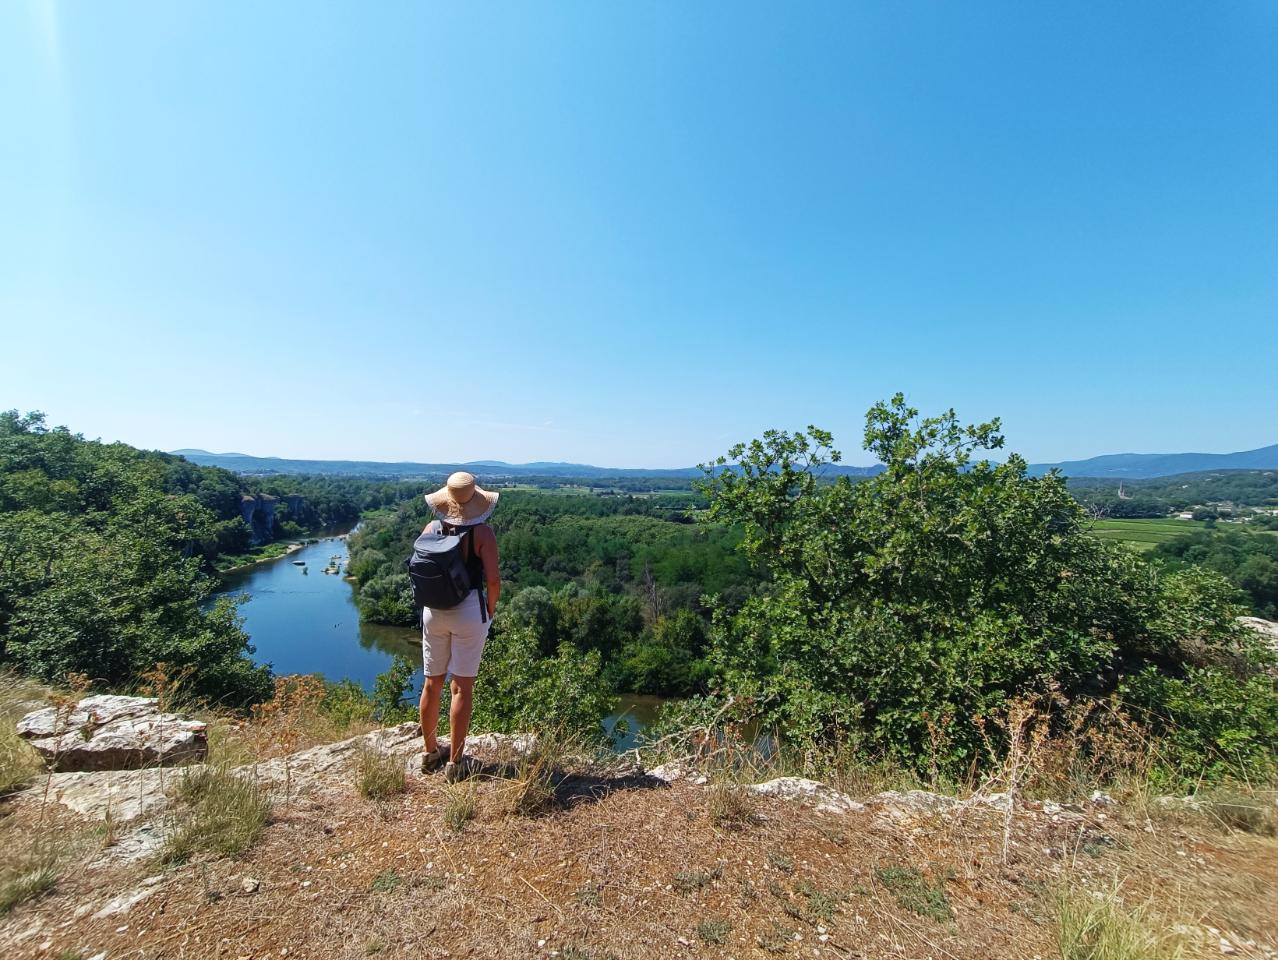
[417,472,500,782]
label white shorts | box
[421,590,490,678]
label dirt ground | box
[3,758,1276,960]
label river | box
[215,538,660,748]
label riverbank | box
[216,540,305,575]
[216,531,352,575]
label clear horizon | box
[3,3,1276,469]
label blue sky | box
[2,2,1275,468]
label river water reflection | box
[216,537,420,685]
[216,539,660,747]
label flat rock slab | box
[17,694,208,772]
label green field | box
[1087,517,1206,552]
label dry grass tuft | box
[0,671,48,795]
[443,782,477,832]
[162,765,271,864]
[503,749,558,818]
[234,674,375,765]
[1055,890,1188,960]
[354,746,407,800]
[0,819,79,915]
[706,780,756,829]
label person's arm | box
[476,525,500,618]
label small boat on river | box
[292,560,306,566]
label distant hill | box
[169,450,885,480]
[172,444,1278,482]
[1027,443,1278,479]
[171,448,251,458]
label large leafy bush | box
[698,395,1275,780]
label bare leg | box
[449,675,475,761]
[420,674,447,754]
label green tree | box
[472,623,616,743]
[697,395,1272,777]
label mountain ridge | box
[171,443,1278,480]
[1025,442,1278,479]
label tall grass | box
[0,814,81,916]
[0,672,47,796]
[0,839,65,914]
[1055,891,1186,960]
[354,745,407,800]
[443,782,477,832]
[162,765,271,863]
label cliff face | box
[239,494,278,545]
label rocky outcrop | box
[21,724,537,829]
[1240,616,1278,652]
[749,777,866,815]
[16,695,208,772]
[239,493,278,545]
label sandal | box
[419,742,451,774]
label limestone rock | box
[39,767,174,822]
[646,761,707,785]
[1239,616,1278,652]
[16,695,208,772]
[92,886,156,919]
[868,789,958,821]
[749,777,867,815]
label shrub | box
[322,679,375,728]
[1120,667,1278,786]
[696,918,732,945]
[673,866,721,894]
[472,626,616,744]
[370,656,417,725]
[370,869,402,893]
[696,396,1278,780]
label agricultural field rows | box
[1087,517,1206,551]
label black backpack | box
[406,520,487,621]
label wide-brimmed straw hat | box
[425,471,499,525]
